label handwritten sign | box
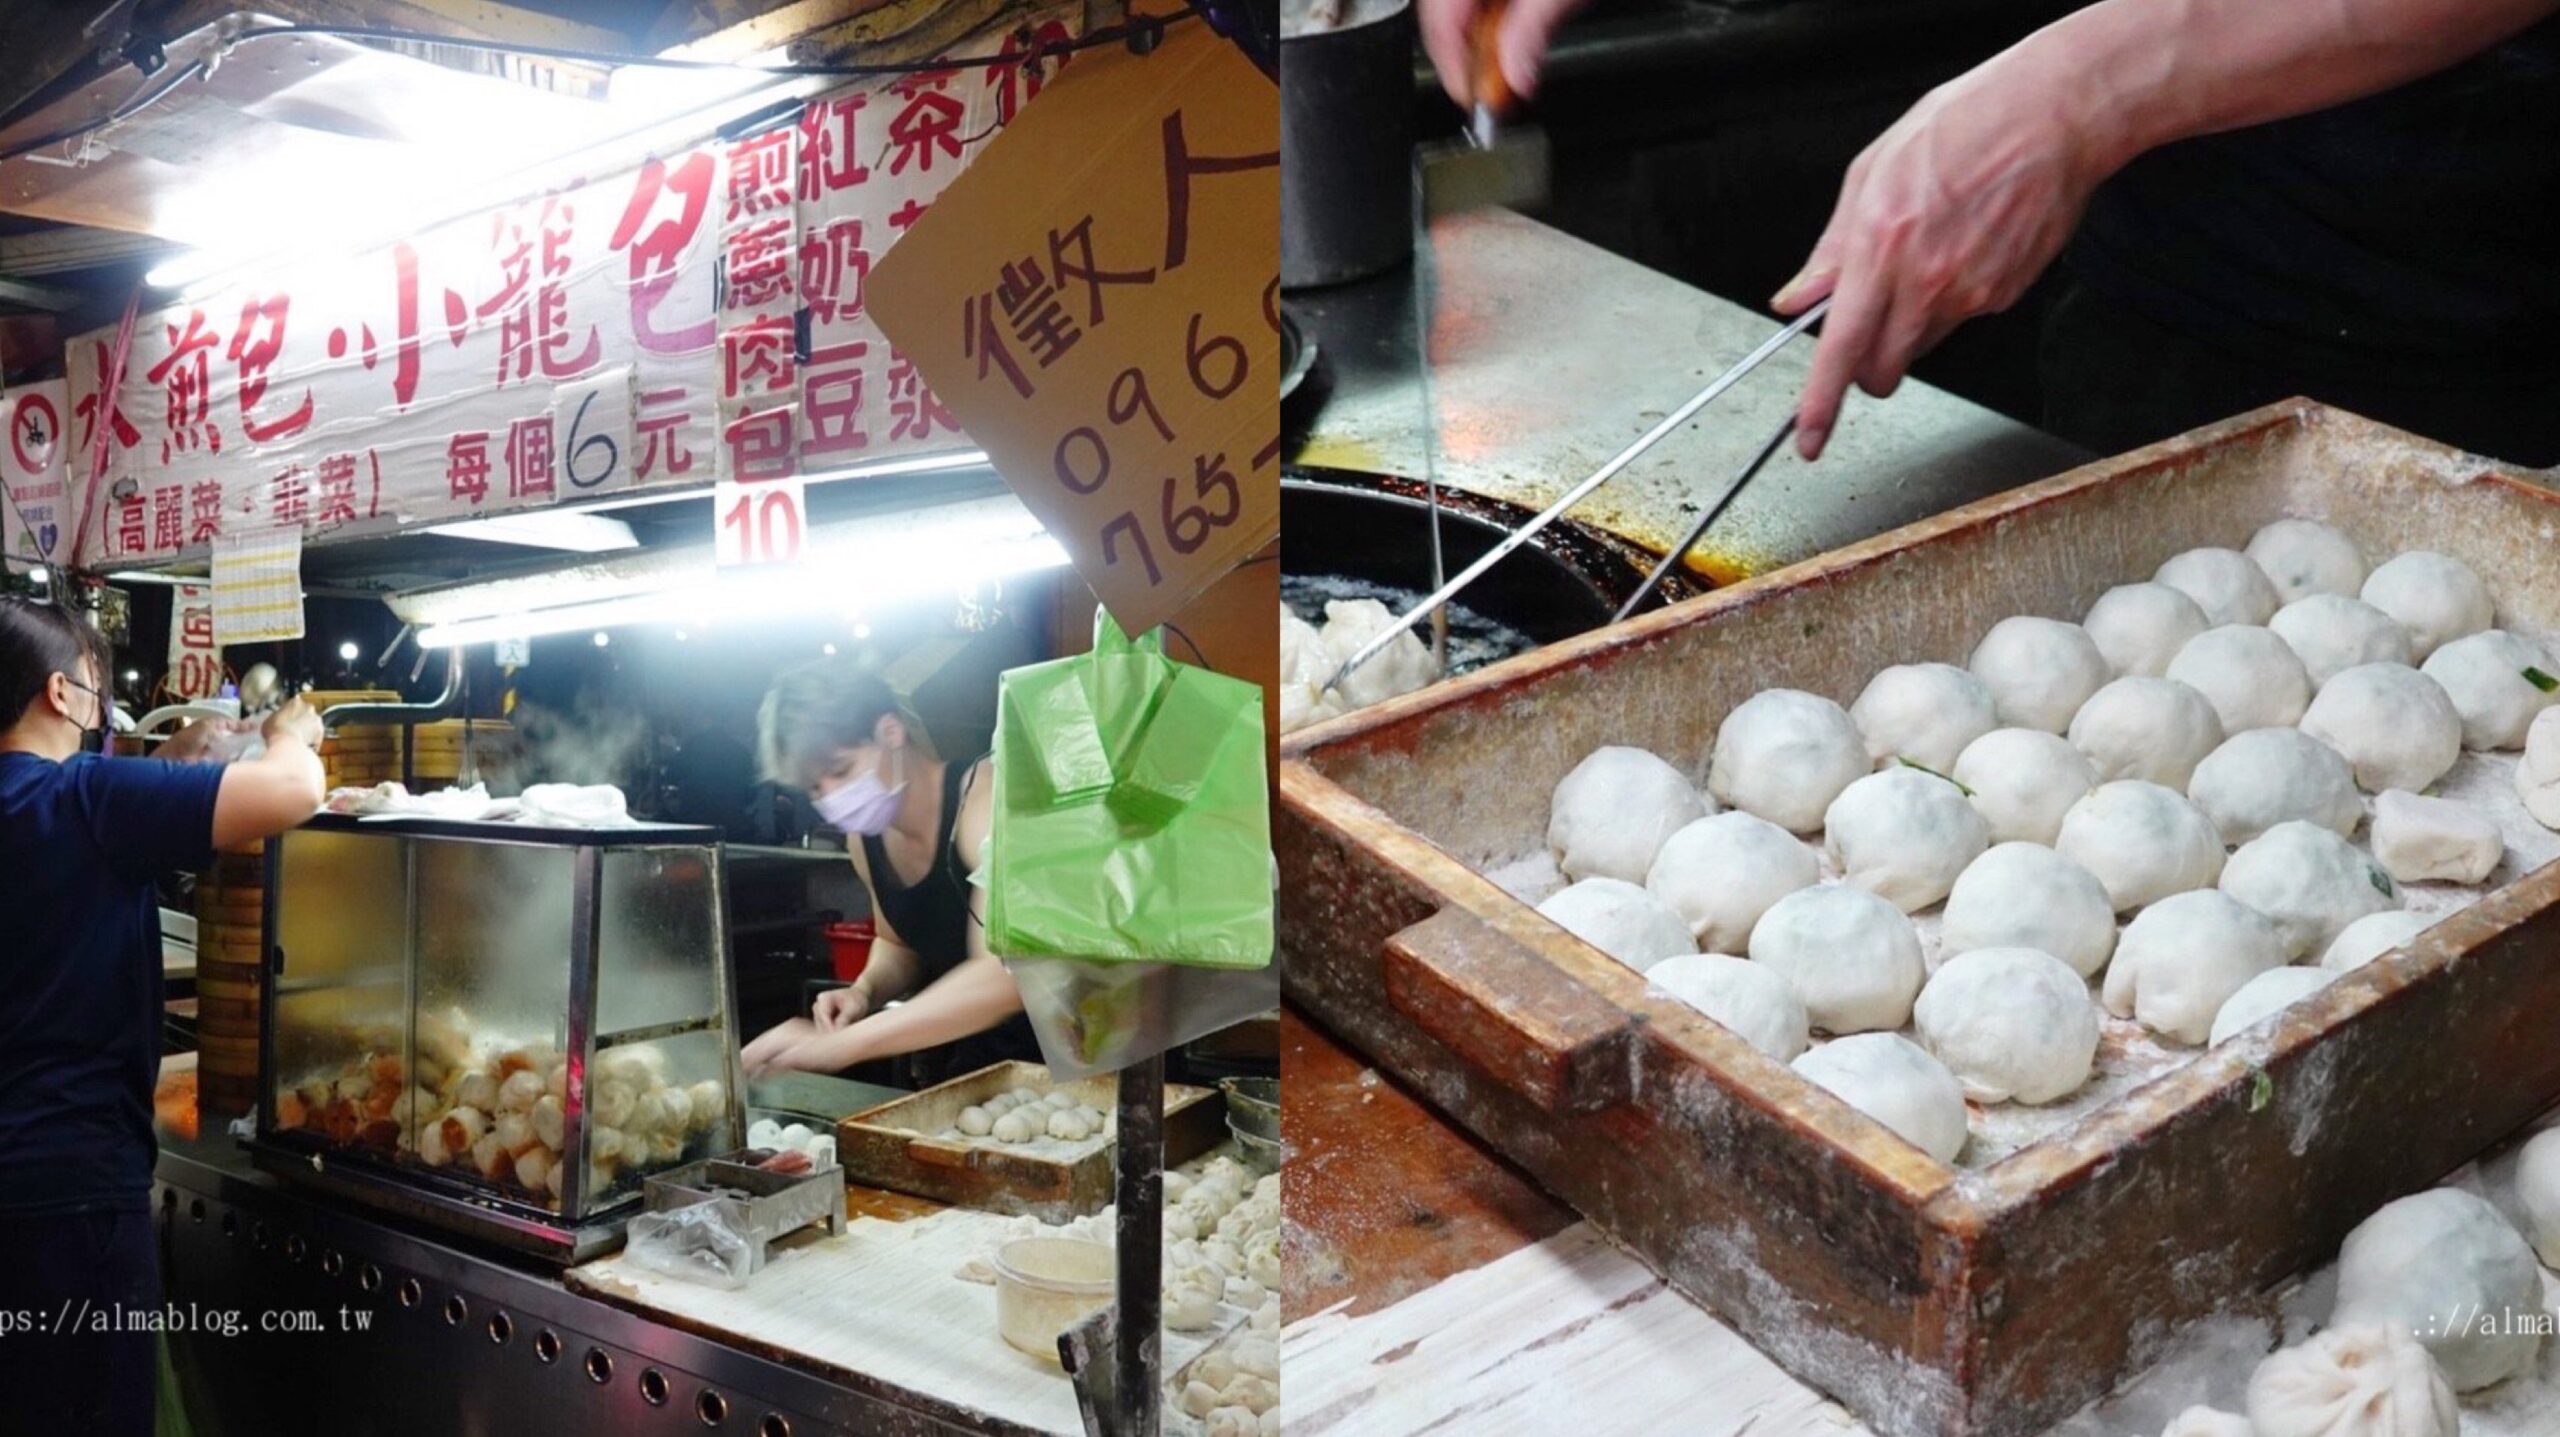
[168,584,223,700]
[2,380,70,568]
[868,18,1279,636]
[713,476,808,568]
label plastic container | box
[991,1237,1115,1364]
[824,920,874,982]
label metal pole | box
[1112,1054,1165,1437]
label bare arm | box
[209,700,325,849]
[763,760,1020,1072]
[765,951,1026,1072]
[1773,0,2560,457]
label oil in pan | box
[1281,573,1535,677]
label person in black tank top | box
[739,660,1043,1086]
[1416,0,2560,464]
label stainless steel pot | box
[1280,0,1415,289]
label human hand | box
[1417,0,1589,110]
[740,1016,818,1074]
[812,985,872,1031]
[770,1026,865,1075]
[1773,55,2122,460]
[160,716,252,764]
[261,695,323,750]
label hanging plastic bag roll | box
[984,610,1273,973]
[984,610,1277,1077]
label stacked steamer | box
[193,841,268,1120]
[403,718,518,794]
[1526,515,2560,1429]
[303,689,403,788]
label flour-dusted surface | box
[1284,1128,2560,1437]
[573,1205,1093,1434]
[1280,1223,1869,1437]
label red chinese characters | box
[608,152,717,356]
[227,294,316,443]
[724,219,795,313]
[447,432,492,506]
[271,466,311,527]
[796,95,872,201]
[314,453,360,524]
[480,197,599,386]
[725,130,795,223]
[801,218,869,327]
[73,340,141,458]
[885,72,967,177]
[886,352,957,444]
[723,315,796,399]
[114,496,146,557]
[506,416,556,500]
[723,406,797,483]
[188,482,223,545]
[982,21,1074,127]
[635,388,697,482]
[151,485,182,552]
[802,342,870,461]
[145,309,225,464]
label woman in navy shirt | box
[0,595,326,1437]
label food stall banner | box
[868,17,1280,636]
[62,7,1084,572]
[1,379,71,570]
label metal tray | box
[1277,401,2560,1436]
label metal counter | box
[1288,208,2087,580]
[153,1128,1027,1437]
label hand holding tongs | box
[1326,296,1831,693]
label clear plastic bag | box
[1004,955,1279,1081]
[623,1204,757,1289]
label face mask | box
[814,748,906,836]
[65,678,112,752]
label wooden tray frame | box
[1277,401,2560,1436]
[837,1060,1225,1222]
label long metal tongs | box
[1326,295,1831,692]
[1610,410,1798,623]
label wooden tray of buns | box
[837,1060,1225,1222]
[1277,401,2560,1436]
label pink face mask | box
[814,750,906,835]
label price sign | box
[167,584,224,701]
[714,477,808,568]
[867,17,1279,636]
[550,366,636,493]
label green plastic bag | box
[985,611,1273,973]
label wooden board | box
[1278,401,2560,1437]
[1279,1004,1574,1322]
[838,1061,1225,1222]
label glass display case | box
[252,814,742,1262]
